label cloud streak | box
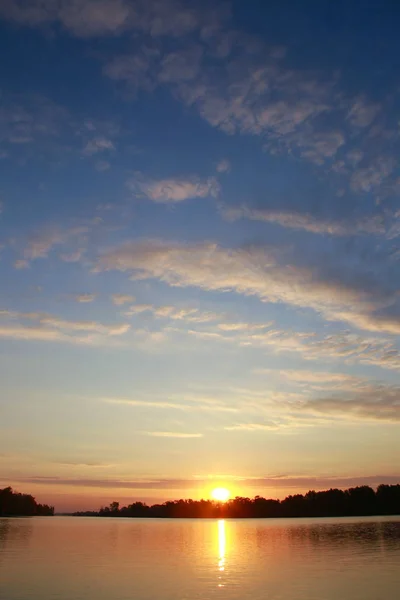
[255,368,363,389]
[142,431,203,438]
[128,175,220,203]
[17,226,88,265]
[82,137,115,155]
[75,294,96,303]
[101,397,238,413]
[2,474,398,491]
[0,0,223,38]
[112,294,135,306]
[97,239,400,336]
[223,206,385,237]
[190,324,400,373]
[124,302,219,323]
[0,309,130,345]
[299,384,400,423]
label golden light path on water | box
[218,519,226,588]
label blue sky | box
[0,0,399,511]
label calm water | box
[0,516,399,600]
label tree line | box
[73,484,400,518]
[0,487,54,516]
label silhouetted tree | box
[73,484,400,519]
[74,485,400,519]
[346,486,377,515]
[0,487,54,516]
[376,484,400,515]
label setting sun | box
[211,487,231,502]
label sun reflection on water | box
[217,519,226,588]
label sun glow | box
[211,487,231,502]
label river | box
[1,516,399,599]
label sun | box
[211,487,231,502]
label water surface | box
[1,516,399,599]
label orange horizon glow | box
[7,477,399,514]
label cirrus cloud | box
[96,239,400,336]
[111,294,135,306]
[142,431,203,438]
[223,206,385,237]
[128,175,220,203]
[0,309,130,345]
[75,293,96,303]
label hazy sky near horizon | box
[0,0,400,512]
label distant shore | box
[72,484,400,519]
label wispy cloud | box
[0,93,69,151]
[299,131,345,165]
[142,431,203,438]
[75,293,96,303]
[14,259,30,269]
[350,157,395,193]
[163,320,400,373]
[3,2,398,207]
[219,381,400,425]
[216,159,231,173]
[39,315,129,335]
[95,160,111,172]
[53,460,114,469]
[348,97,380,128]
[111,294,135,306]
[128,175,220,203]
[17,226,88,265]
[0,325,80,344]
[0,309,130,345]
[159,45,203,83]
[218,322,273,332]
[223,206,385,237]
[101,397,237,413]
[82,137,115,156]
[2,473,398,491]
[209,328,400,371]
[0,0,221,38]
[298,384,400,423]
[124,304,153,316]
[0,0,132,37]
[97,239,400,337]
[60,249,85,263]
[255,368,362,386]
[124,302,219,323]
[225,422,282,431]
[97,5,400,206]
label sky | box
[0,0,399,513]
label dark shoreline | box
[72,484,400,519]
[0,487,54,517]
[64,513,400,520]
[2,484,398,518]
